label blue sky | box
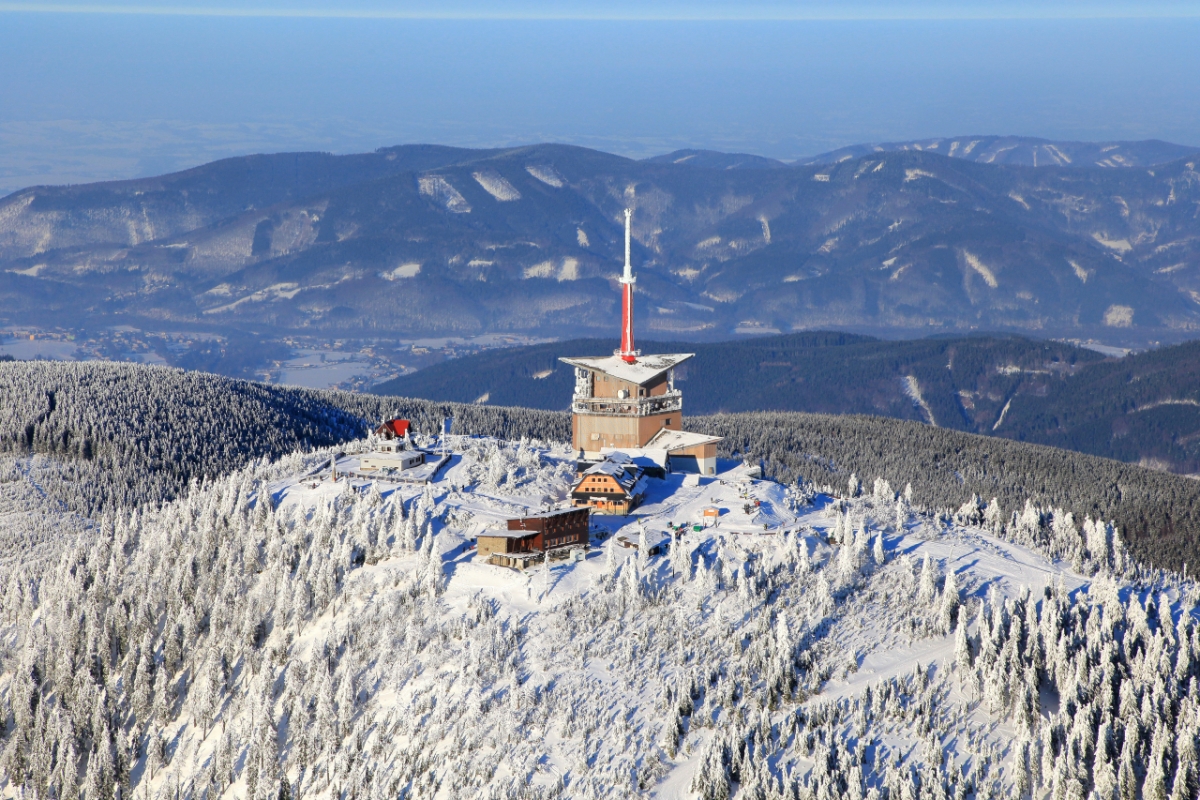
[1,1,1198,192]
[2,1,1198,18]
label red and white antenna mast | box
[617,208,639,364]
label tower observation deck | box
[559,209,695,460]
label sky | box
[1,0,1199,194]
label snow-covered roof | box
[617,528,668,549]
[514,507,588,520]
[600,447,668,470]
[360,451,424,466]
[644,429,723,452]
[578,457,643,494]
[477,528,538,540]
[628,474,650,499]
[582,459,627,478]
[558,352,693,385]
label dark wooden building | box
[477,507,590,568]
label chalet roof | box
[558,352,693,385]
[512,507,588,521]
[478,528,539,540]
[582,459,631,479]
[577,457,644,495]
[644,429,724,452]
[376,419,411,438]
[600,447,668,470]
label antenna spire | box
[617,208,638,364]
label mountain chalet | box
[570,453,647,514]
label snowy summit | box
[2,427,1197,800]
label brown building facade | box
[476,507,590,565]
[559,352,693,460]
[570,456,646,515]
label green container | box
[693,525,703,532]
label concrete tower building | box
[559,209,700,462]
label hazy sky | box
[1,1,1199,193]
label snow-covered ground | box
[1,436,1197,800]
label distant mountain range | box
[655,136,1200,171]
[3,136,1200,345]
[800,135,1199,169]
[374,331,1200,475]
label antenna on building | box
[617,208,639,364]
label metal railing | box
[570,391,682,417]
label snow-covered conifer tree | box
[669,535,690,580]
[940,570,960,634]
[605,539,619,577]
[983,499,1004,536]
[918,555,938,605]
[1092,721,1117,800]
[954,615,973,677]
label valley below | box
[3,137,1200,357]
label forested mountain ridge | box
[996,338,1200,471]
[657,137,1200,171]
[374,331,1200,474]
[372,331,1098,425]
[0,145,499,261]
[4,141,1200,343]
[0,360,560,514]
[1,381,1198,800]
[4,359,1200,572]
[802,135,1199,169]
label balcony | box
[571,391,683,417]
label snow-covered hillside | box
[1,435,1198,800]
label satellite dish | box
[618,389,628,399]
